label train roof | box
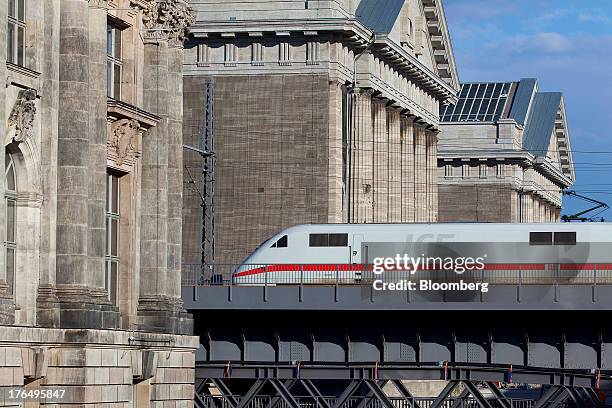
[280,223,611,231]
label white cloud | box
[578,13,611,24]
[490,32,573,54]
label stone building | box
[0,0,197,406]
[182,0,459,266]
[437,78,575,223]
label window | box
[271,235,288,248]
[7,0,26,66]
[106,172,120,305]
[107,23,122,100]
[309,233,348,247]
[529,232,553,246]
[554,232,576,246]
[5,153,16,296]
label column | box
[88,0,116,324]
[387,108,401,223]
[328,82,344,223]
[400,116,415,222]
[36,0,61,327]
[55,0,104,327]
[426,130,439,223]
[139,36,170,329]
[167,44,185,307]
[372,98,388,223]
[350,89,374,223]
[138,1,194,334]
[414,124,427,222]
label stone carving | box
[142,0,196,46]
[87,0,109,7]
[8,89,37,143]
[111,119,141,165]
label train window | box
[309,233,348,247]
[329,233,348,247]
[530,232,553,245]
[554,232,576,246]
[271,235,288,248]
[309,234,329,247]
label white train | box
[232,223,612,285]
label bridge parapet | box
[182,263,612,311]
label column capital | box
[142,0,196,47]
[88,0,109,8]
[352,87,375,96]
[400,114,416,124]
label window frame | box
[309,233,349,248]
[554,232,577,246]
[105,172,121,305]
[106,22,123,100]
[4,153,17,296]
[7,0,26,67]
[529,232,553,246]
[271,235,288,248]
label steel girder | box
[462,381,494,408]
[196,363,610,389]
[198,325,612,372]
[195,378,604,408]
[430,381,460,408]
[390,380,420,408]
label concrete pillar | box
[426,130,438,223]
[372,98,388,223]
[88,0,117,325]
[36,0,62,328]
[414,125,427,222]
[56,0,101,327]
[400,116,415,222]
[387,109,401,223]
[350,89,374,223]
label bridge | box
[183,263,612,408]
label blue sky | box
[444,0,612,220]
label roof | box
[508,78,537,125]
[440,82,512,123]
[522,92,562,157]
[439,78,574,183]
[355,0,405,34]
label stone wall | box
[438,184,516,223]
[0,326,197,407]
[183,74,332,265]
[0,0,198,406]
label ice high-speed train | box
[232,223,612,285]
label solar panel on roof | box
[440,82,514,123]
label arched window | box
[5,152,16,296]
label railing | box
[196,395,557,408]
[182,263,612,287]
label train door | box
[351,234,364,283]
[351,234,364,264]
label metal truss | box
[194,378,604,408]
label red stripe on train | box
[232,263,565,277]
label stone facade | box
[438,79,575,223]
[0,0,198,405]
[182,0,460,265]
